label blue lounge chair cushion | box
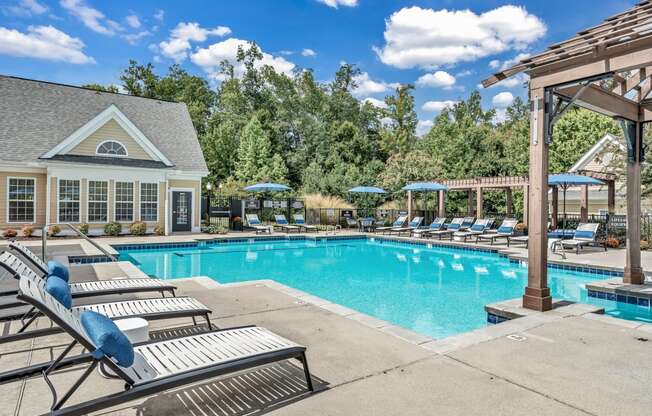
[81,311,134,367]
[392,219,403,227]
[276,218,288,225]
[470,224,485,232]
[249,218,261,225]
[48,260,69,282]
[45,275,72,309]
[574,231,594,239]
[295,218,305,224]
[447,223,461,230]
[497,226,513,234]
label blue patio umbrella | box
[244,183,293,192]
[402,182,448,220]
[348,186,387,194]
[548,174,604,230]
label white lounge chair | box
[385,217,423,235]
[293,214,318,232]
[552,223,605,254]
[411,217,447,238]
[245,214,273,234]
[459,217,476,230]
[476,219,518,245]
[454,219,490,241]
[274,214,301,233]
[376,215,407,233]
[430,218,464,240]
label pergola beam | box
[555,83,640,120]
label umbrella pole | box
[563,185,567,231]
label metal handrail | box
[41,223,117,262]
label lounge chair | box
[459,217,476,230]
[429,218,464,240]
[293,214,318,232]
[507,222,551,248]
[245,214,273,234]
[274,215,301,233]
[0,252,212,344]
[376,215,407,233]
[13,271,312,415]
[411,217,446,238]
[552,223,605,254]
[386,217,423,235]
[6,241,177,299]
[345,217,358,229]
[453,219,490,242]
[476,219,518,245]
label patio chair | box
[385,217,423,235]
[293,214,318,232]
[453,219,490,242]
[476,219,518,245]
[429,218,464,240]
[507,222,551,248]
[411,217,446,238]
[552,223,605,254]
[6,241,177,299]
[376,215,407,233]
[459,217,476,230]
[13,271,312,415]
[359,217,376,232]
[245,214,273,234]
[0,252,212,344]
[345,217,358,229]
[274,215,301,233]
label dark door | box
[172,191,192,232]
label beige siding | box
[67,119,153,160]
[168,179,201,228]
[0,172,47,230]
[158,181,166,227]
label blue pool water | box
[118,238,652,339]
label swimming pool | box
[117,237,652,339]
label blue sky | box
[0,0,635,133]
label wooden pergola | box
[482,0,652,311]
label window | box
[114,182,133,222]
[87,181,108,222]
[96,140,127,156]
[8,178,35,223]
[58,179,80,223]
[140,183,158,222]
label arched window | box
[96,140,128,157]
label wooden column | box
[625,123,644,284]
[505,188,513,217]
[407,190,413,220]
[467,190,474,216]
[438,190,445,217]
[607,180,616,214]
[580,185,589,222]
[476,187,483,218]
[551,186,559,229]
[523,87,552,311]
[522,185,529,225]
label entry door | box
[172,191,192,232]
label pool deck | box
[0,259,650,415]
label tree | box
[235,116,273,183]
[82,83,119,93]
[381,84,417,155]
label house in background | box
[0,76,208,235]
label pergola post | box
[467,190,474,216]
[438,190,445,217]
[551,186,559,229]
[580,185,589,222]
[607,180,616,214]
[523,87,552,312]
[476,187,483,219]
[522,185,529,225]
[505,188,513,217]
[407,190,413,220]
[624,122,644,284]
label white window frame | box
[6,176,36,224]
[140,182,158,223]
[114,181,134,223]
[87,180,109,223]
[57,179,80,223]
[95,140,129,158]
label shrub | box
[604,236,620,249]
[206,224,227,234]
[49,225,61,237]
[232,216,242,224]
[21,224,34,238]
[104,222,122,236]
[129,221,147,236]
[154,224,165,236]
[641,240,649,251]
[3,229,17,239]
[515,223,528,232]
[78,223,89,235]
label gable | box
[569,133,625,173]
[67,119,152,160]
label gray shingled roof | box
[0,75,208,172]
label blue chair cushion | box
[447,223,461,230]
[470,224,485,232]
[48,260,69,282]
[574,231,595,239]
[497,226,513,234]
[295,218,305,224]
[45,275,72,309]
[249,218,261,225]
[276,218,288,225]
[81,311,135,367]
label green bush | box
[154,224,165,236]
[21,224,34,238]
[205,224,227,234]
[104,222,122,236]
[78,223,89,235]
[3,229,17,239]
[129,221,147,236]
[49,225,61,237]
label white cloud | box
[60,0,122,35]
[456,69,472,77]
[0,25,94,63]
[5,0,48,16]
[422,100,457,112]
[126,14,140,29]
[416,70,456,88]
[417,120,434,136]
[301,48,316,57]
[159,22,231,62]
[375,5,546,69]
[490,52,531,71]
[154,9,164,21]
[191,38,296,80]
[316,0,358,8]
[363,97,387,109]
[122,30,151,45]
[489,59,500,69]
[493,108,508,124]
[352,72,398,97]
[492,91,514,108]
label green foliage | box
[78,223,89,235]
[381,84,417,155]
[104,222,122,236]
[129,221,147,236]
[81,83,120,93]
[205,224,228,234]
[154,224,165,236]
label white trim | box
[56,178,81,223]
[41,104,174,166]
[164,179,169,235]
[569,133,626,172]
[95,140,129,158]
[113,180,135,223]
[139,182,159,223]
[45,172,51,226]
[6,176,37,224]
[168,187,196,232]
[86,180,109,224]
